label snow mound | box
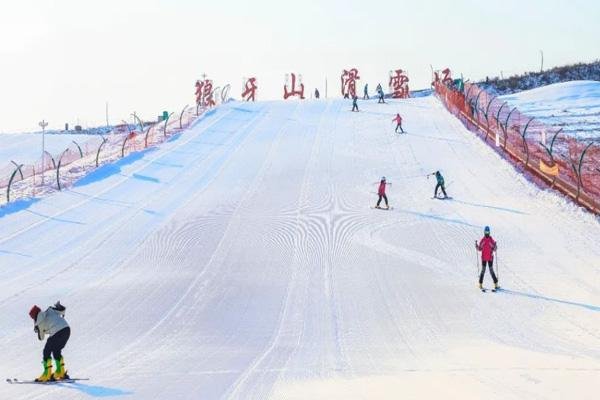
[499,80,600,139]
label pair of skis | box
[6,377,88,385]
[432,196,452,200]
[371,206,394,210]
[481,287,501,293]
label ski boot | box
[494,282,500,291]
[53,356,70,380]
[35,358,53,382]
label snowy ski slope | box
[1,96,599,399]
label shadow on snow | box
[0,197,41,219]
[500,288,600,312]
[64,381,134,397]
[395,208,481,228]
[73,150,151,188]
[451,199,529,215]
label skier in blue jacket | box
[428,170,448,199]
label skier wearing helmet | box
[29,301,70,381]
[375,176,392,209]
[475,226,499,291]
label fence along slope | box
[434,81,600,215]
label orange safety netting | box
[435,81,600,215]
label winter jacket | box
[435,171,444,185]
[393,114,402,124]
[378,181,387,196]
[478,236,497,262]
[35,307,69,341]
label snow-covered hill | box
[0,133,95,166]
[499,80,600,140]
[479,60,600,95]
[1,97,598,400]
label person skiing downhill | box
[376,83,385,103]
[29,302,70,382]
[352,95,359,112]
[428,170,447,198]
[375,176,392,209]
[393,113,404,133]
[476,226,499,291]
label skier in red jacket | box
[375,176,391,209]
[475,226,499,290]
[393,113,404,134]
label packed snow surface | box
[499,80,600,140]
[1,97,599,399]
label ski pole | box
[495,250,499,282]
[475,240,479,280]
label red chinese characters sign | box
[242,77,258,102]
[432,68,453,87]
[389,69,410,99]
[341,68,360,98]
[283,73,304,100]
[195,78,216,107]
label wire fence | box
[434,81,600,215]
[0,105,208,205]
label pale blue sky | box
[0,0,598,132]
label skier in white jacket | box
[29,302,70,381]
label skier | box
[314,88,320,99]
[428,170,447,199]
[352,95,359,112]
[375,176,391,209]
[29,302,70,382]
[363,83,369,99]
[393,113,404,133]
[376,84,385,103]
[475,226,499,291]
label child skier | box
[352,95,359,112]
[428,170,447,199]
[375,176,392,209]
[475,226,499,291]
[29,302,70,382]
[393,113,404,133]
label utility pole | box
[39,120,48,186]
[540,50,544,73]
[106,101,109,128]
